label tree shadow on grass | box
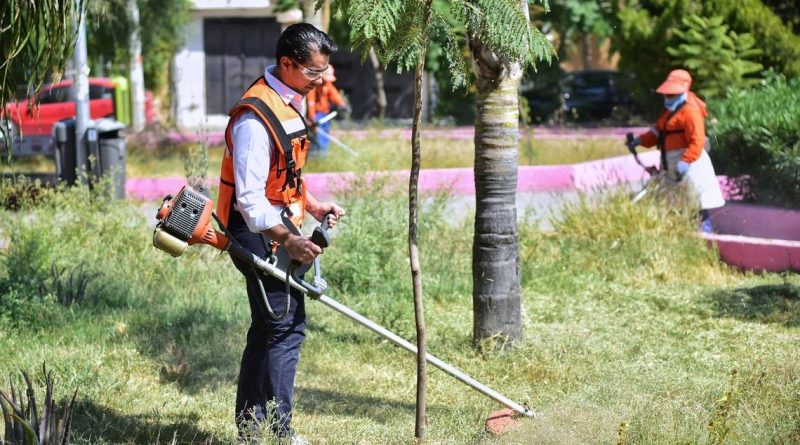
[129,304,244,394]
[709,283,800,327]
[296,386,416,422]
[71,399,219,444]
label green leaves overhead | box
[667,14,762,98]
[329,0,553,89]
[0,1,83,110]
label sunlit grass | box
[122,131,630,178]
[1,179,798,444]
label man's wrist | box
[264,225,295,245]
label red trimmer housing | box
[153,186,230,257]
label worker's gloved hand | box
[676,160,691,180]
[645,165,659,176]
[625,134,640,151]
[308,120,319,129]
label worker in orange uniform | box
[626,69,725,232]
[305,65,348,157]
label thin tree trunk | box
[410,1,434,440]
[369,47,387,119]
[469,6,525,347]
[128,0,146,132]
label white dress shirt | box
[231,66,306,233]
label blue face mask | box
[664,92,687,111]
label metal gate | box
[204,18,282,115]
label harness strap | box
[657,101,687,172]
[235,96,299,191]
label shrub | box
[709,74,800,207]
[667,14,762,98]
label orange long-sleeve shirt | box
[306,82,346,119]
[639,92,707,163]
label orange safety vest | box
[217,77,310,228]
[306,82,346,119]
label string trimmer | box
[626,132,661,204]
[152,186,535,420]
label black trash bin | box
[88,120,126,199]
[54,118,78,186]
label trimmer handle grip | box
[625,132,636,154]
[310,212,334,248]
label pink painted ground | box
[704,204,800,272]
[129,152,796,273]
[127,151,660,202]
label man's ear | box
[278,56,292,70]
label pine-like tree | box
[667,14,762,98]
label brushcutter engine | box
[153,187,227,257]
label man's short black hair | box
[276,23,337,64]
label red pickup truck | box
[2,77,154,137]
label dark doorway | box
[204,17,282,115]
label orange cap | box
[656,69,692,94]
[323,65,336,82]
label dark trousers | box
[227,209,306,436]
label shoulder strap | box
[234,96,300,190]
[657,101,687,169]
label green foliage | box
[704,0,800,77]
[667,14,762,98]
[612,0,800,112]
[709,74,800,208]
[0,364,78,445]
[0,1,82,110]
[86,0,191,96]
[330,0,553,90]
[522,188,719,290]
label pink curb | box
[125,150,719,202]
[705,203,800,272]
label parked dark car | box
[522,70,638,123]
[561,70,637,121]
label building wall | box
[172,1,276,130]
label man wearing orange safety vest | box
[305,65,348,157]
[626,69,725,232]
[217,24,344,444]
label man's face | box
[278,51,329,96]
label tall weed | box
[521,188,721,291]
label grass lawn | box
[1,129,632,178]
[125,131,630,178]
[0,181,798,444]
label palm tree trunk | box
[469,38,523,346]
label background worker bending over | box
[627,69,725,232]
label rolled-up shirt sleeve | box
[231,111,284,232]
